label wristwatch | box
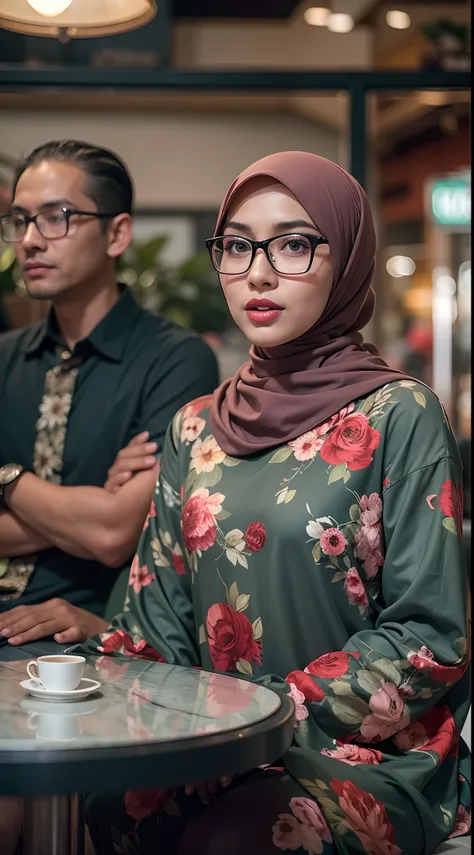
[0,464,25,510]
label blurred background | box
[0,0,471,492]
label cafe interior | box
[0,1,471,853]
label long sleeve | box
[263,454,470,745]
[76,414,200,666]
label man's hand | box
[104,431,159,494]
[0,599,108,646]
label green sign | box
[431,177,471,227]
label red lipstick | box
[245,297,284,323]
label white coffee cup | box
[26,655,85,692]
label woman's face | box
[218,177,333,348]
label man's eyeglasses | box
[0,206,122,243]
[206,233,329,276]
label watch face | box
[0,464,23,486]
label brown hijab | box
[210,151,409,456]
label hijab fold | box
[210,151,409,456]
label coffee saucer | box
[20,677,101,702]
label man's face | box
[12,160,117,302]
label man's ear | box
[107,214,133,259]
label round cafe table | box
[0,656,294,855]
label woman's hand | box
[184,776,233,805]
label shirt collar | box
[23,286,142,362]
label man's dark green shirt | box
[0,287,219,615]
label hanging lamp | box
[0,0,157,39]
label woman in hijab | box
[82,152,470,855]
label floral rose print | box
[289,429,326,462]
[286,670,325,702]
[272,812,321,853]
[182,394,214,419]
[179,394,214,444]
[321,743,382,765]
[394,705,456,763]
[344,567,369,613]
[439,480,463,536]
[181,415,206,444]
[244,521,267,552]
[407,645,436,670]
[98,628,166,662]
[288,682,309,725]
[171,543,186,575]
[272,796,332,853]
[430,663,468,684]
[182,488,224,553]
[360,682,409,742]
[143,501,157,531]
[290,798,332,843]
[448,804,471,838]
[306,517,332,540]
[393,720,428,751]
[427,479,463,536]
[320,413,381,471]
[354,493,384,578]
[330,778,402,855]
[206,603,262,672]
[190,435,226,474]
[305,651,350,678]
[319,527,347,556]
[124,787,171,821]
[74,380,471,855]
[129,554,156,594]
[224,528,248,567]
[408,646,468,685]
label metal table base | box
[23,794,84,855]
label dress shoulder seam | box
[383,455,462,494]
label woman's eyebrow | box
[224,220,252,234]
[273,219,319,232]
[223,219,319,234]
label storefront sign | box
[430,177,471,227]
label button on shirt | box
[0,286,219,615]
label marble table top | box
[0,657,281,751]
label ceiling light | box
[418,91,449,107]
[26,0,73,15]
[386,10,411,29]
[304,6,331,26]
[386,255,416,278]
[0,0,156,38]
[328,13,354,33]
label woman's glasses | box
[206,233,329,276]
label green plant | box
[0,246,18,294]
[117,234,229,334]
[421,18,469,47]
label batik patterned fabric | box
[0,349,81,600]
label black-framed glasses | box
[0,206,122,243]
[206,233,329,276]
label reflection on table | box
[0,657,281,751]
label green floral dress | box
[81,381,471,855]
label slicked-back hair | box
[13,139,134,216]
